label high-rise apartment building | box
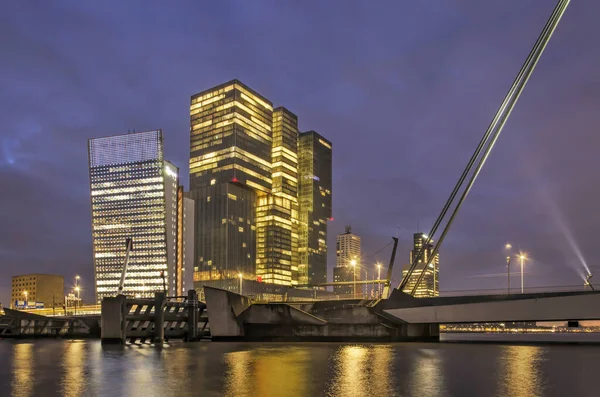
[333,226,361,296]
[401,233,440,297]
[189,80,332,288]
[88,130,193,302]
[298,131,332,287]
[335,226,361,267]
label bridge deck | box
[383,291,600,324]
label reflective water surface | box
[1,340,599,397]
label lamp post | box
[75,287,80,315]
[505,243,512,294]
[519,253,527,294]
[23,291,28,308]
[377,263,382,298]
[351,259,357,299]
[75,275,80,306]
[238,273,243,295]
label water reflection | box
[410,349,445,397]
[498,345,546,397]
[11,343,34,397]
[327,345,395,397]
[223,348,309,397]
[224,350,253,396]
[2,340,594,397]
[60,341,86,397]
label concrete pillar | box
[101,295,126,344]
[154,292,166,345]
[187,289,198,341]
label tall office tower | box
[401,233,440,297]
[177,187,195,296]
[189,80,273,281]
[256,107,299,285]
[298,131,333,287]
[333,226,361,295]
[88,130,190,302]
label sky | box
[1,0,600,305]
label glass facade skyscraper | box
[189,80,273,281]
[298,131,332,287]
[256,107,299,286]
[401,233,440,297]
[190,80,332,287]
[88,130,192,302]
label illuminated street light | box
[238,273,243,295]
[23,291,28,302]
[377,263,382,298]
[505,243,512,294]
[351,259,357,299]
[518,253,527,294]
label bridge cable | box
[407,0,571,295]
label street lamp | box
[75,287,80,315]
[377,263,382,298]
[505,243,512,294]
[518,252,527,294]
[23,291,28,305]
[238,273,243,295]
[350,259,357,299]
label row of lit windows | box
[91,191,165,203]
[91,183,164,196]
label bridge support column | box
[154,292,166,345]
[101,294,126,344]
[187,289,198,341]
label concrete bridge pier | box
[101,294,127,344]
[186,289,198,341]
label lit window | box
[210,179,216,185]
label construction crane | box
[117,238,133,296]
[399,0,571,295]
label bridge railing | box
[440,284,592,297]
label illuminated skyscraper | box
[333,226,361,296]
[256,107,299,285]
[88,130,192,302]
[298,131,332,287]
[401,233,439,297]
[189,80,273,282]
[190,80,332,288]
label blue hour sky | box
[2,0,600,304]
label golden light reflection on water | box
[327,345,395,397]
[224,350,253,397]
[11,343,34,397]
[223,348,309,397]
[61,341,86,397]
[498,346,545,397]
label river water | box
[1,339,599,396]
